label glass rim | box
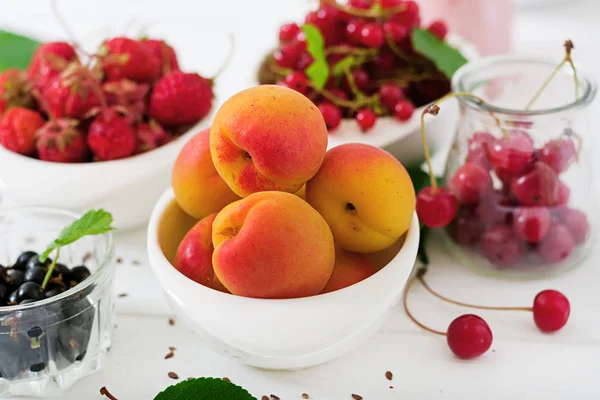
[0,206,114,313]
[451,54,597,116]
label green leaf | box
[154,378,257,400]
[332,55,356,77]
[0,30,40,72]
[301,24,329,89]
[40,209,115,262]
[411,29,468,79]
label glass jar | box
[0,207,116,396]
[443,55,597,278]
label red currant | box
[360,23,385,48]
[394,100,415,121]
[383,21,409,42]
[533,290,570,333]
[346,19,365,44]
[356,108,376,132]
[449,162,493,205]
[345,68,369,91]
[279,23,300,42]
[380,0,403,8]
[328,88,349,102]
[273,43,302,68]
[539,138,576,174]
[304,11,319,25]
[513,207,551,243]
[450,208,485,246]
[372,49,396,71]
[416,187,458,228]
[511,162,558,206]
[389,1,420,28]
[537,224,574,263]
[318,103,342,131]
[488,131,534,175]
[446,314,493,360]
[295,52,314,70]
[556,207,588,245]
[316,5,341,25]
[480,225,525,267]
[283,71,308,95]
[428,20,449,40]
[378,83,404,110]
[348,0,373,9]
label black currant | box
[14,251,37,270]
[24,266,46,285]
[17,282,45,302]
[69,266,91,283]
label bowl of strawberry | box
[0,36,216,229]
[0,208,115,397]
[257,0,478,165]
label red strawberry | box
[36,119,89,163]
[140,38,180,77]
[0,69,34,114]
[102,79,149,124]
[100,37,160,83]
[27,42,78,93]
[0,107,45,155]
[148,71,213,127]
[135,120,170,153]
[44,64,102,119]
[87,108,136,161]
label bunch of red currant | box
[258,0,453,133]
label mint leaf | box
[154,378,257,400]
[332,55,356,77]
[411,29,468,78]
[302,24,329,89]
[0,30,40,72]
[40,209,115,262]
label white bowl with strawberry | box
[0,37,216,229]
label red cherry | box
[556,208,589,244]
[446,314,493,360]
[273,43,301,68]
[475,190,513,225]
[555,180,570,206]
[356,108,377,132]
[383,21,409,42]
[279,23,301,42]
[513,207,551,243]
[360,23,385,48]
[533,290,570,333]
[539,138,576,174]
[449,162,493,205]
[480,225,525,267]
[488,131,534,175]
[466,132,494,170]
[416,187,459,228]
[428,20,449,40]
[378,83,404,111]
[389,1,420,28]
[450,208,485,246]
[283,71,308,95]
[511,162,558,206]
[537,224,574,263]
[346,19,365,44]
[394,100,415,122]
[318,103,342,131]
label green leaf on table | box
[411,29,468,78]
[40,209,115,262]
[332,55,356,77]
[0,30,40,72]
[302,24,329,89]
[154,377,257,400]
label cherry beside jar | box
[443,54,597,278]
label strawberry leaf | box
[332,56,356,77]
[302,24,329,89]
[411,29,468,78]
[0,30,40,72]
[154,378,257,400]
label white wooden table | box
[2,0,600,398]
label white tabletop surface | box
[2,0,600,399]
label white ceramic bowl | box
[147,188,419,370]
[0,113,213,230]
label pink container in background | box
[419,0,514,55]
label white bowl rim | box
[147,188,420,305]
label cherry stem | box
[322,0,406,18]
[525,40,579,111]
[418,274,532,312]
[403,275,447,336]
[100,386,119,400]
[209,32,235,81]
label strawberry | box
[36,119,89,163]
[87,108,136,161]
[148,71,213,127]
[44,64,102,119]
[135,120,170,153]
[99,37,160,83]
[0,69,34,115]
[140,38,180,77]
[102,79,149,124]
[0,107,45,155]
[27,42,78,93]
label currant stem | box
[418,275,532,312]
[403,275,447,336]
[322,0,406,18]
[41,248,60,290]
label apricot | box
[172,128,240,219]
[321,250,377,294]
[212,191,335,299]
[175,213,228,292]
[295,184,307,201]
[306,143,415,253]
[210,85,328,198]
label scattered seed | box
[165,351,174,360]
[168,371,179,380]
[385,370,393,381]
[302,393,310,399]
[352,395,363,400]
[118,293,128,298]
[222,377,231,382]
[389,386,394,389]
[132,259,141,266]
[82,252,92,263]
[169,318,175,326]
[262,396,269,400]
[169,346,176,351]
[100,386,119,400]
[270,395,280,400]
[116,257,123,264]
